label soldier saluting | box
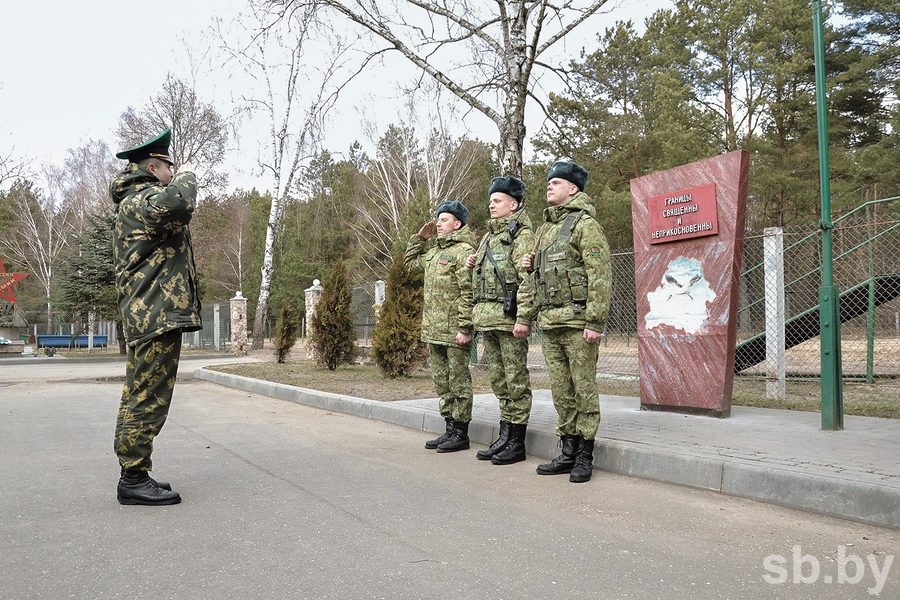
[110,128,200,505]
[405,200,476,453]
[520,161,611,483]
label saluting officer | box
[520,161,611,483]
[110,128,200,505]
[465,176,535,465]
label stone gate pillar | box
[305,279,323,359]
[230,292,248,357]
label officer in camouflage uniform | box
[465,176,535,465]
[520,161,611,483]
[405,200,476,453]
[110,128,201,505]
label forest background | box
[1,0,898,343]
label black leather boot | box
[491,423,527,465]
[425,417,455,449]
[117,469,182,506]
[569,438,595,483]
[436,421,470,453]
[536,435,580,475]
[476,420,512,460]
[120,467,171,491]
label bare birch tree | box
[218,3,357,348]
[0,148,31,190]
[116,73,232,193]
[266,0,613,176]
[352,120,486,277]
[191,191,254,299]
[352,123,420,277]
[57,140,120,230]
[0,176,73,330]
[351,82,489,276]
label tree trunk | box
[250,181,282,352]
[251,199,281,350]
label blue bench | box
[37,334,108,348]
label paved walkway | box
[195,368,900,530]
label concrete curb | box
[194,367,900,530]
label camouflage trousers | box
[481,330,532,424]
[541,327,601,440]
[429,343,473,423]
[114,329,183,471]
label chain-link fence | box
[181,303,231,352]
[351,284,378,346]
[738,201,900,384]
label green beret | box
[488,176,525,201]
[435,200,469,225]
[547,161,588,191]
[116,128,174,165]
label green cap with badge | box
[115,128,174,165]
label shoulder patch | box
[439,254,453,265]
[589,246,603,256]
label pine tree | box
[273,300,301,364]
[56,211,125,352]
[309,258,358,370]
[372,253,426,378]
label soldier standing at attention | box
[465,176,535,465]
[520,162,611,483]
[110,128,201,505]
[405,200,476,453]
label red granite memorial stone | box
[630,150,749,417]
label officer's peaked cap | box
[116,128,174,165]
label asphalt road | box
[1,357,899,599]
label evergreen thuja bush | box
[309,259,358,371]
[372,253,425,378]
[273,300,302,364]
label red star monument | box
[0,257,28,304]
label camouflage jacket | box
[471,210,535,332]
[518,192,611,333]
[404,225,476,347]
[110,163,202,346]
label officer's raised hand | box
[418,221,435,240]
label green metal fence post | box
[813,0,844,430]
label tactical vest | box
[474,232,519,305]
[534,210,588,312]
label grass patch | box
[731,378,900,419]
[206,355,494,402]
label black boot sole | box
[491,454,526,465]
[436,441,470,453]
[476,447,504,460]
[569,473,592,483]
[117,495,182,506]
[536,465,574,475]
